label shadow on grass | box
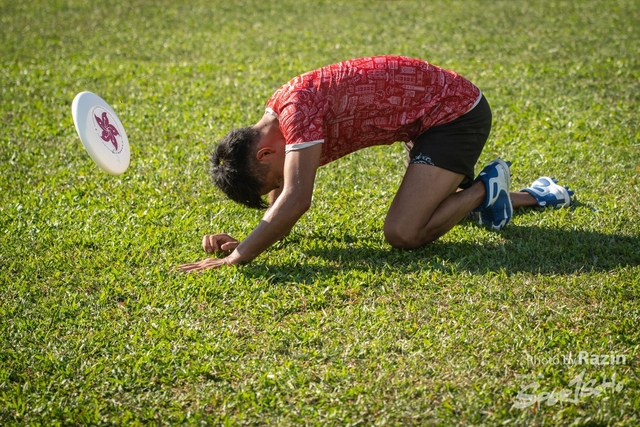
[241,225,640,281]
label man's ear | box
[256,147,276,162]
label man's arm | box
[178,144,322,272]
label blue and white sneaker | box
[475,158,513,231]
[521,177,574,208]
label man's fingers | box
[202,234,239,254]
[177,257,229,273]
[202,235,215,253]
[202,235,220,253]
[220,241,239,251]
[177,262,201,272]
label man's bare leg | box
[384,164,485,249]
[511,191,538,209]
[458,189,537,209]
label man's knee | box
[383,222,424,250]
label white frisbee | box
[71,91,130,175]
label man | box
[178,56,572,272]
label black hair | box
[209,127,269,209]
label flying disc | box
[71,91,130,175]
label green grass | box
[1,0,639,425]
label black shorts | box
[408,94,492,189]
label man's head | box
[209,127,270,209]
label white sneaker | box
[521,177,573,208]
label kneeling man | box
[179,55,572,272]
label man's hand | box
[177,257,232,273]
[176,233,239,273]
[202,233,239,254]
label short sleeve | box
[277,89,325,146]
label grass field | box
[1,0,639,425]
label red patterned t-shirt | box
[265,55,481,166]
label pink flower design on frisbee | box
[94,111,120,151]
